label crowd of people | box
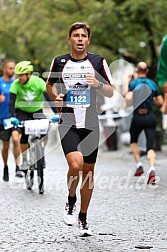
[0,21,167,237]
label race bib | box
[62,59,94,108]
[66,86,90,108]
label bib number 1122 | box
[69,95,86,103]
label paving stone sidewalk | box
[0,126,167,252]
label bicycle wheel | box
[25,142,35,190]
[35,142,44,194]
[25,169,34,190]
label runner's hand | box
[55,93,64,107]
[0,92,5,102]
[86,73,99,88]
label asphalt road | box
[0,124,167,252]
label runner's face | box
[3,62,15,78]
[68,28,90,55]
[17,74,30,84]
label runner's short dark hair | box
[69,22,91,38]
[1,59,15,69]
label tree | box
[0,0,167,80]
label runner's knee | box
[147,149,156,159]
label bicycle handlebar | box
[3,115,59,131]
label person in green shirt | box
[157,34,167,114]
[9,61,57,186]
[10,63,46,113]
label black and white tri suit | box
[47,52,113,163]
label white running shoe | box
[20,161,29,171]
[63,203,76,226]
[77,219,92,237]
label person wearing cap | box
[125,62,163,184]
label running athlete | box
[125,62,163,184]
[46,22,114,236]
[9,61,57,193]
[0,60,22,181]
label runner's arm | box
[125,91,133,107]
[97,82,114,98]
[46,81,64,108]
[86,73,113,98]
[43,90,58,113]
[97,58,114,98]
[46,81,58,100]
[153,95,163,106]
[9,92,16,117]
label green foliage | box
[0,0,167,77]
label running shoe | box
[20,161,31,171]
[3,165,9,181]
[147,171,156,185]
[134,166,144,176]
[63,203,76,226]
[15,165,23,178]
[77,219,92,237]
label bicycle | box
[3,115,59,194]
[19,118,51,194]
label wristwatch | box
[98,81,103,90]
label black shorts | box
[58,125,99,164]
[130,112,157,150]
[0,124,20,141]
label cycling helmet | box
[15,61,33,74]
